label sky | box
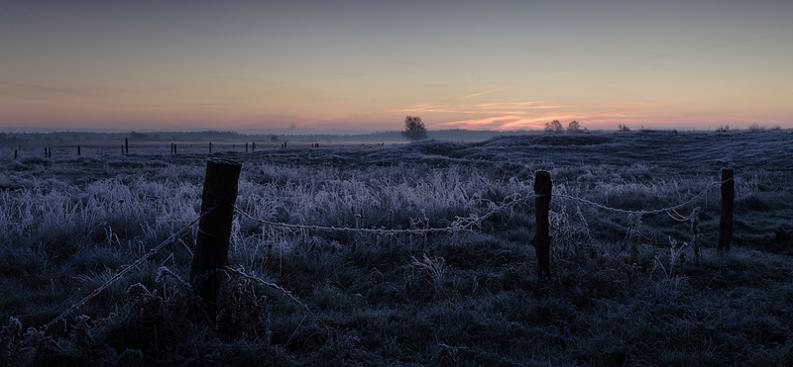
[1,0,792,132]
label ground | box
[1,130,792,366]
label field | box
[1,130,793,366]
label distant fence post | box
[718,168,734,252]
[14,149,18,160]
[209,142,213,154]
[245,142,249,153]
[124,138,129,156]
[533,170,552,278]
[252,142,256,152]
[77,145,81,156]
[191,158,242,316]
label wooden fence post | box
[191,158,242,316]
[533,170,552,278]
[718,168,734,252]
[209,142,213,154]
[14,149,18,160]
[77,145,81,156]
[245,142,249,153]
[124,138,129,156]
[252,142,256,152]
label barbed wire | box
[234,193,539,235]
[666,207,701,223]
[37,176,731,331]
[41,214,204,332]
[553,179,728,216]
[222,266,311,314]
[235,178,731,235]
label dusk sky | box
[1,0,792,132]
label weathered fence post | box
[252,142,256,152]
[718,168,734,252]
[77,145,81,156]
[124,138,129,156]
[245,142,249,153]
[191,158,242,316]
[14,149,18,160]
[533,170,552,278]
[209,142,213,154]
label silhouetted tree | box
[617,124,631,132]
[544,120,563,132]
[403,116,428,141]
[567,120,582,132]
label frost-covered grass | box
[1,130,792,366]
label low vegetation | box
[1,130,792,366]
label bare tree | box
[567,120,582,133]
[544,120,563,132]
[403,116,428,141]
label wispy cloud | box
[463,88,504,99]
[392,98,651,130]
[437,111,637,130]
[473,101,561,110]
[390,103,477,114]
[392,100,560,115]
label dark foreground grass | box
[4,241,792,366]
[1,130,793,366]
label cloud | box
[392,100,561,115]
[392,99,652,130]
[437,111,638,130]
[390,103,477,114]
[473,101,561,110]
[463,88,504,99]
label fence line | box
[36,171,731,331]
[234,193,539,235]
[40,215,204,332]
[233,179,727,236]
[553,182,719,216]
